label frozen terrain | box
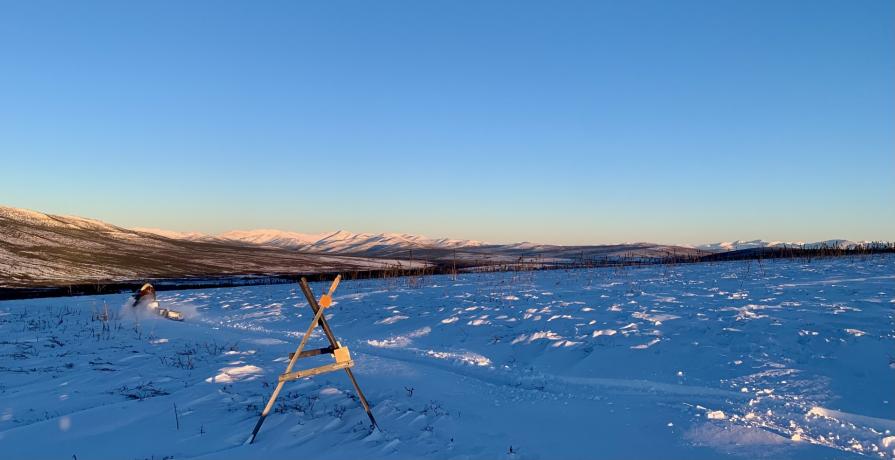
[0,205,420,287]
[0,255,892,459]
[0,205,708,287]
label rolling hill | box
[0,206,414,288]
[1,205,708,288]
[6,205,881,291]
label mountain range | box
[0,206,413,288]
[0,205,878,288]
[691,239,873,251]
[133,226,712,265]
[133,228,488,255]
[137,227,874,256]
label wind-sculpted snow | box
[0,256,892,459]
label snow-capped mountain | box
[136,221,885,258]
[137,227,488,255]
[141,227,710,261]
[218,229,332,249]
[0,205,711,287]
[0,206,412,287]
[695,239,877,252]
[303,231,486,255]
[142,226,712,264]
[132,227,216,242]
[3,204,885,288]
[695,240,794,251]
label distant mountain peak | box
[132,225,489,254]
[217,228,331,248]
[695,239,875,252]
[134,227,210,241]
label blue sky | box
[1,1,892,244]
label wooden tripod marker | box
[246,275,378,444]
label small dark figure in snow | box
[131,283,183,320]
[133,283,156,305]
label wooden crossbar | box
[279,361,354,383]
[246,275,378,445]
[288,346,335,360]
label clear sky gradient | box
[1,1,892,245]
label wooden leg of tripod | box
[345,367,378,430]
[246,379,285,444]
[246,300,327,444]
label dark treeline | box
[453,242,895,272]
[697,242,894,262]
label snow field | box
[0,255,893,459]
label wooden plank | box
[278,361,353,383]
[298,278,341,346]
[288,346,334,360]
[333,346,351,364]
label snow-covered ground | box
[1,255,893,459]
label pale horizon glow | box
[4,203,888,247]
[1,1,892,246]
